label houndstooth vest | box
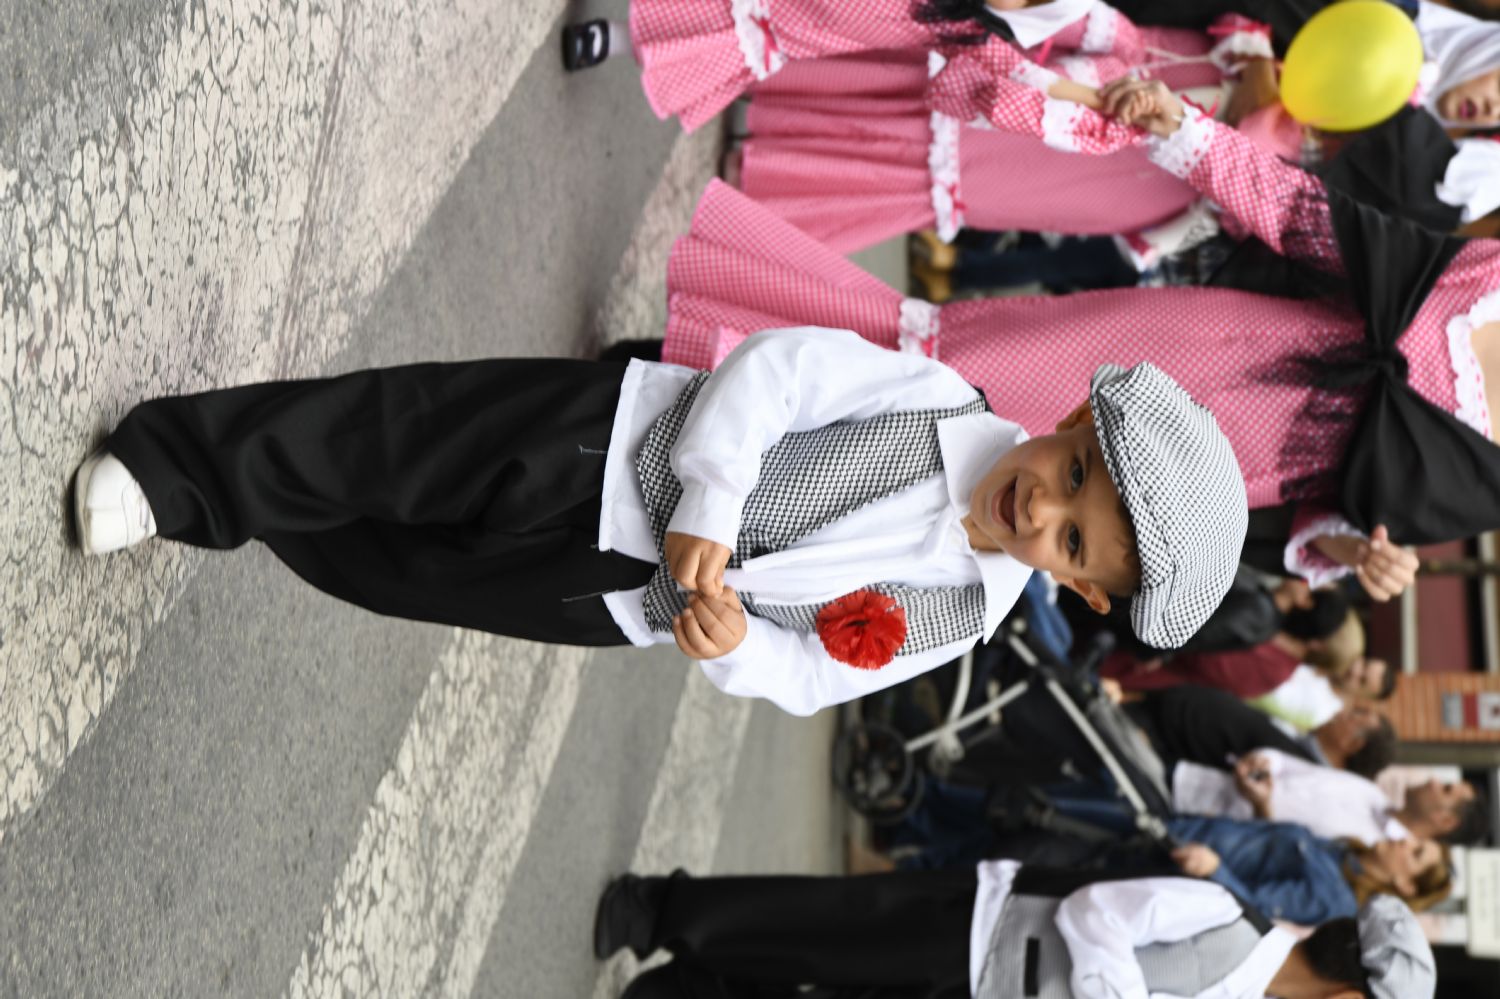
[976,890,1267,999]
[636,372,989,657]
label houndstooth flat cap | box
[1090,363,1247,649]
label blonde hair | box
[1306,610,1366,679]
[1343,840,1454,912]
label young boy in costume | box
[595,862,1435,999]
[74,326,1246,715]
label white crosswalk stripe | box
[0,0,559,845]
[284,633,586,998]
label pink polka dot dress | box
[739,23,1229,252]
[663,90,1500,556]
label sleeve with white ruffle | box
[1283,505,1363,586]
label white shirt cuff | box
[666,481,745,550]
[1144,104,1216,179]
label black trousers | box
[108,359,657,645]
[635,870,977,999]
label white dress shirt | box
[987,0,1097,48]
[1253,664,1345,732]
[596,326,1034,716]
[972,860,1299,999]
[1171,748,1410,843]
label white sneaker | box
[74,452,157,556]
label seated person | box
[1125,688,1397,778]
[1102,589,1392,716]
[595,862,1436,998]
[1164,816,1452,926]
[1250,653,1394,734]
[1180,749,1490,844]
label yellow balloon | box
[1281,0,1424,132]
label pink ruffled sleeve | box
[1143,105,1345,276]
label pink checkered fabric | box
[662,162,1500,516]
[930,38,1142,154]
[630,0,939,132]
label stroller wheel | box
[831,721,922,825]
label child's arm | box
[930,36,1134,153]
[1284,507,1417,601]
[1054,877,1253,999]
[666,326,981,592]
[1101,77,1346,275]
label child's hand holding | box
[1099,77,1185,137]
[665,531,733,598]
[1312,525,1418,602]
[672,587,748,659]
[1171,843,1222,878]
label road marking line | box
[284,633,585,998]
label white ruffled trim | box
[1208,31,1274,73]
[927,111,965,242]
[731,0,786,81]
[898,298,943,359]
[1115,198,1221,270]
[1444,287,1500,439]
[1080,4,1119,53]
[1040,97,1088,152]
[1009,60,1061,92]
[1143,104,1215,178]
[1283,513,1362,587]
[1054,55,1100,88]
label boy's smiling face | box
[964,402,1138,612]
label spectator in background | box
[1175,748,1488,845]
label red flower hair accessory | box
[815,590,907,671]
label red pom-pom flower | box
[815,590,908,671]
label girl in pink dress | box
[736,16,1266,252]
[564,1,1272,252]
[660,49,1500,598]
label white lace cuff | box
[1444,286,1500,439]
[1208,32,1274,73]
[1283,513,1362,587]
[1041,97,1088,152]
[898,298,942,359]
[1115,199,1220,270]
[732,0,786,81]
[1010,60,1061,92]
[928,111,966,241]
[1144,104,1215,178]
[1080,3,1119,52]
[1055,55,1100,88]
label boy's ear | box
[1054,400,1093,433]
[1056,574,1113,615]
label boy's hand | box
[1171,844,1222,878]
[1222,57,1280,127]
[665,531,733,598]
[672,587,748,659]
[1312,525,1417,602]
[1099,77,1185,137]
[1233,753,1275,817]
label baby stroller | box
[832,575,1173,850]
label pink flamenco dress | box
[663,57,1500,580]
[629,0,943,133]
[737,8,1267,252]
